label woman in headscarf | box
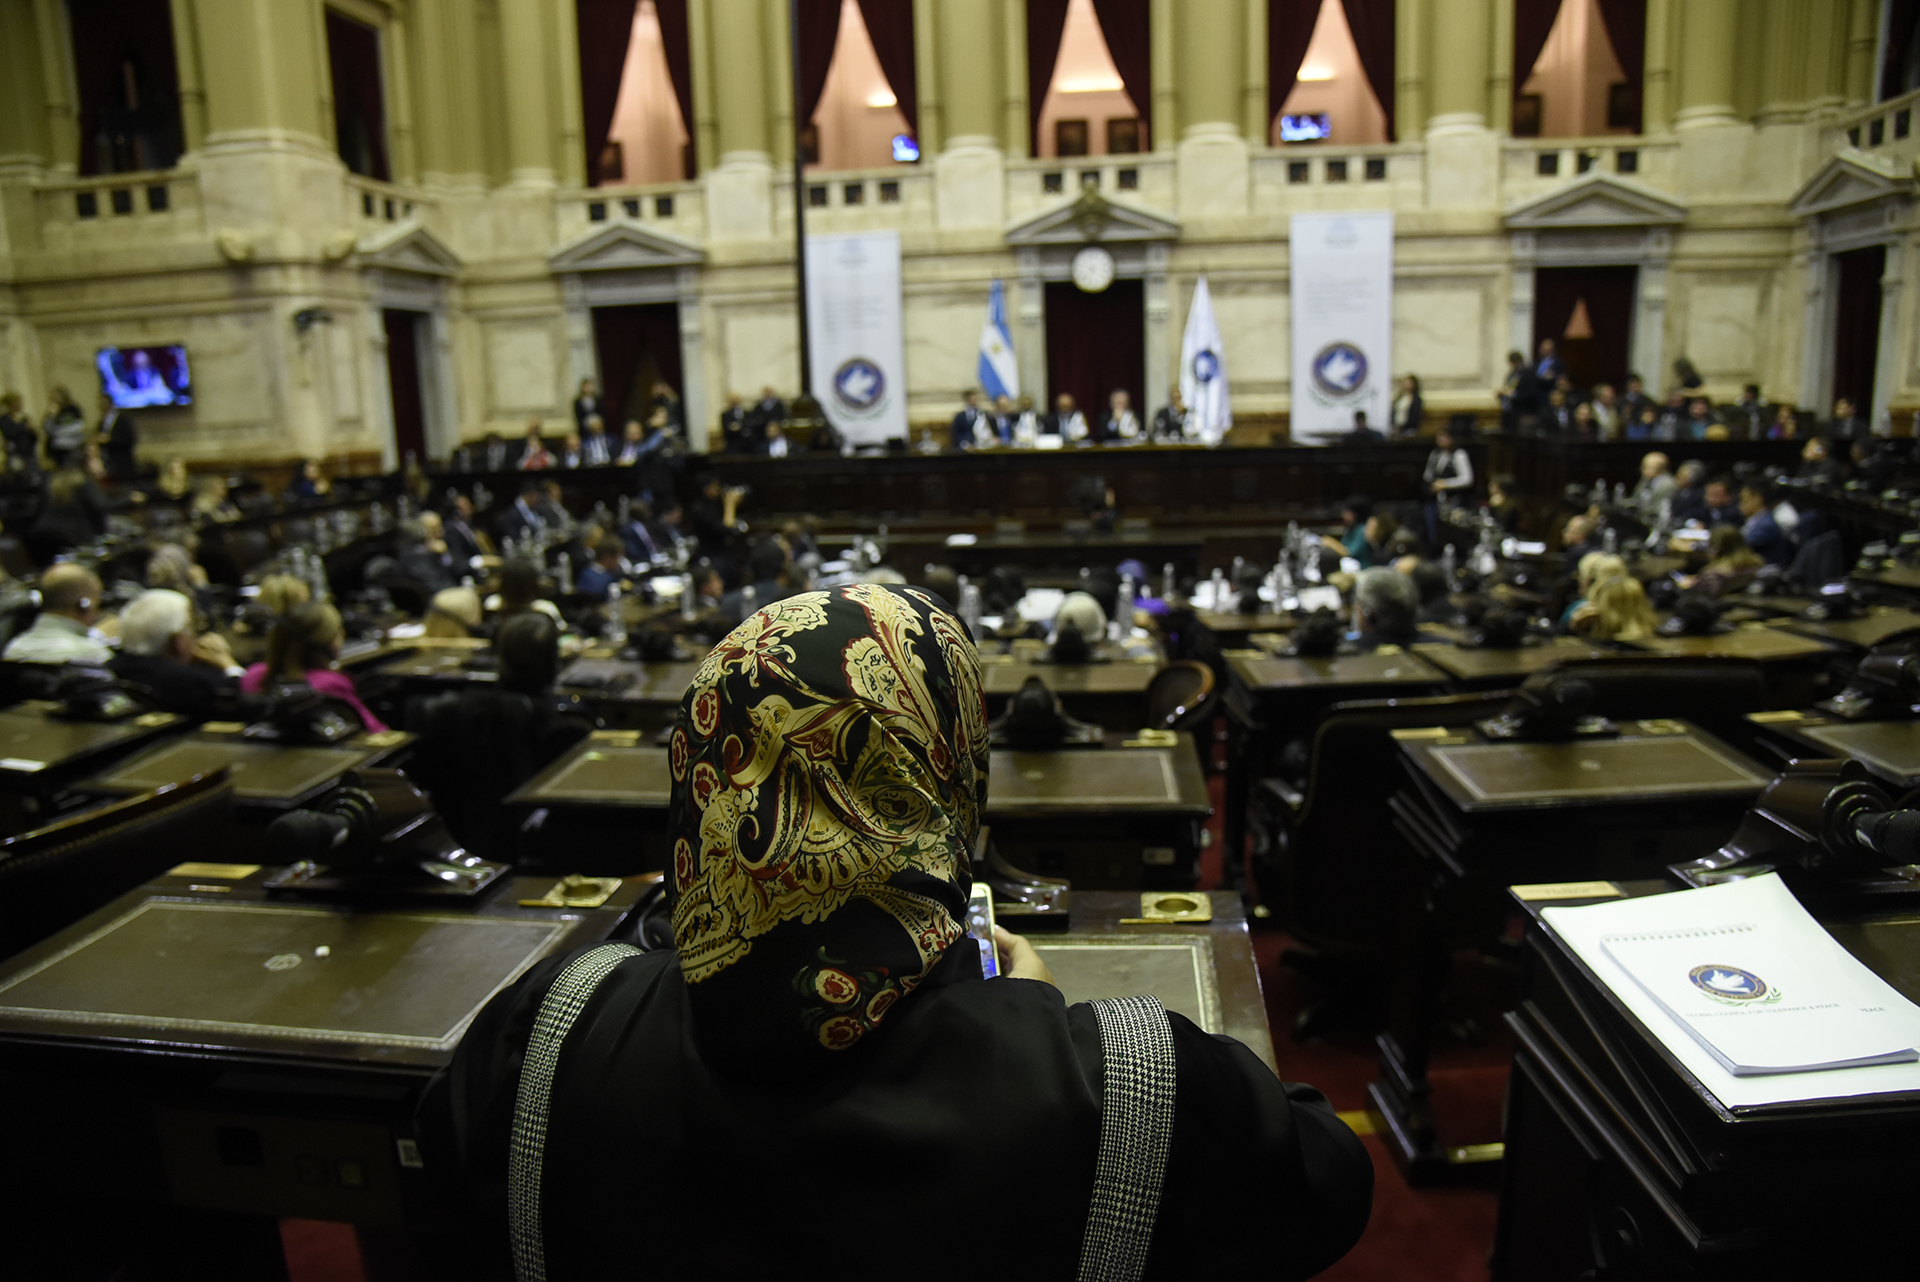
[418,585,1369,1280]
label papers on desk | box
[945,533,978,547]
[1545,874,1920,1107]
[649,575,687,599]
[386,623,426,639]
[1016,588,1066,623]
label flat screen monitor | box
[1279,114,1332,143]
[96,345,191,408]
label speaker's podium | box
[1497,877,1920,1279]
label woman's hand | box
[993,925,1056,986]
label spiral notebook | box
[1544,874,1920,1109]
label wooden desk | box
[374,649,493,682]
[1624,626,1835,661]
[985,736,1211,889]
[981,660,1159,732]
[1768,606,1920,650]
[1496,879,1920,1278]
[1376,721,1770,1185]
[1016,890,1275,1074]
[0,868,643,1263]
[1410,639,1610,684]
[554,658,702,730]
[75,733,402,809]
[504,736,674,874]
[1747,710,1920,789]
[0,705,185,784]
[1230,651,1448,691]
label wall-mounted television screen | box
[1280,114,1332,143]
[97,345,191,408]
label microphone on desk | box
[267,786,380,866]
[1851,809,1920,864]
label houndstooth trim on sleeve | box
[1076,995,1177,1282]
[508,943,642,1282]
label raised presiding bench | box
[1377,721,1773,1185]
[1016,890,1275,1075]
[985,734,1212,889]
[506,734,674,874]
[0,864,650,1273]
[1495,879,1920,1278]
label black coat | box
[108,653,237,718]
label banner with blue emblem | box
[1289,212,1394,439]
[805,231,908,445]
[977,279,1019,402]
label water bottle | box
[1589,479,1606,505]
[741,583,758,618]
[617,495,631,524]
[1209,567,1227,611]
[1603,527,1618,555]
[1161,562,1175,600]
[1441,543,1458,584]
[681,571,697,620]
[957,576,983,635]
[1231,556,1245,586]
[1114,575,1135,639]
[556,553,574,595]
[1613,481,1628,507]
[605,583,626,647]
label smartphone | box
[965,882,999,977]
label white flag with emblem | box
[1180,275,1231,444]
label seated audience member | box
[1100,389,1142,443]
[425,586,483,639]
[1153,388,1190,441]
[242,601,386,732]
[720,538,792,624]
[615,420,649,466]
[1352,566,1421,648]
[1666,460,1709,525]
[1362,510,1402,568]
[1390,375,1423,437]
[516,422,554,471]
[256,573,311,620]
[1630,452,1676,526]
[764,420,791,457]
[0,390,38,465]
[1768,403,1800,440]
[1393,556,1456,625]
[748,386,787,440]
[4,563,109,664]
[1044,393,1087,444]
[1572,574,1658,642]
[31,462,108,553]
[581,416,613,466]
[1590,383,1622,439]
[395,519,455,593]
[111,589,239,715]
[689,474,745,553]
[651,500,693,561]
[619,499,665,564]
[1561,552,1627,629]
[719,394,756,455]
[990,395,1016,445]
[1561,512,1605,564]
[1797,437,1843,487]
[575,538,628,603]
[1827,396,1866,443]
[1343,410,1382,443]
[145,543,213,619]
[1684,525,1765,596]
[1570,402,1598,440]
[1737,484,1790,567]
[1050,591,1108,661]
[478,431,511,472]
[494,557,565,626]
[1484,473,1522,533]
[558,433,584,469]
[1011,394,1041,447]
[950,390,990,451]
[689,562,725,612]
[151,457,193,503]
[191,475,241,524]
[1852,438,1899,492]
[919,565,962,613]
[1320,495,1374,567]
[1624,405,1659,440]
[444,493,490,565]
[406,612,591,863]
[287,457,332,501]
[498,481,550,548]
[41,386,86,466]
[1699,475,1740,529]
[418,586,1372,1279]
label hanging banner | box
[1289,212,1394,439]
[806,230,908,445]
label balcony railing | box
[1822,86,1920,162]
[1500,135,1677,197]
[345,174,434,226]
[33,167,200,235]
[563,179,705,243]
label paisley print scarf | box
[667,584,989,1072]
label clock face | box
[1071,246,1116,293]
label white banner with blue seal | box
[1288,211,1394,439]
[805,230,908,446]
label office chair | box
[1143,660,1218,770]
[1545,655,1784,752]
[1249,689,1514,1039]
[0,767,234,958]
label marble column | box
[30,0,77,171]
[168,0,208,154]
[1016,250,1047,404]
[1873,240,1905,435]
[1674,0,1737,128]
[1757,0,1811,127]
[1641,0,1674,133]
[705,0,775,240]
[687,0,719,172]
[934,0,1005,228]
[677,265,711,452]
[499,0,557,184]
[1001,0,1029,156]
[1799,235,1832,411]
[385,5,420,183]
[1844,0,1878,107]
[1423,0,1496,210]
[1394,0,1428,140]
[1632,233,1671,390]
[1144,245,1171,418]
[0,3,54,163]
[1173,0,1248,217]
[1150,0,1176,153]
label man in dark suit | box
[581,417,613,466]
[1534,338,1565,383]
[1622,373,1654,422]
[719,395,757,454]
[443,493,490,566]
[110,589,239,718]
[497,482,550,548]
[1827,397,1868,443]
[1343,410,1382,444]
[1043,393,1087,443]
[949,390,989,450]
[620,499,665,564]
[1728,385,1766,440]
[97,394,137,480]
[1501,350,1543,432]
[746,387,787,442]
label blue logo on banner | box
[833,358,885,412]
[1311,342,1368,399]
[1688,964,1769,1001]
[1192,349,1220,383]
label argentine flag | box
[977,280,1019,400]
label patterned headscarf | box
[667,584,989,1072]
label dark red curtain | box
[326,10,390,180]
[383,310,427,467]
[71,0,184,175]
[1045,279,1144,428]
[1027,0,1071,155]
[1512,0,1565,107]
[1532,266,1637,390]
[795,0,843,126]
[1341,0,1396,140]
[1593,0,1644,133]
[578,0,638,185]
[1884,0,1920,100]
[655,0,696,177]
[1090,0,1150,144]
[593,303,685,428]
[1833,246,1885,410]
[857,0,917,136]
[1267,0,1321,127]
